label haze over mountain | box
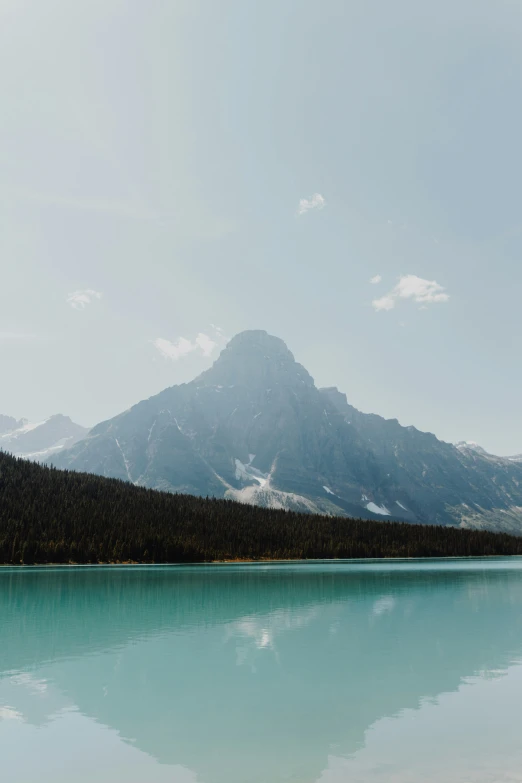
[0,414,87,460]
[49,330,522,533]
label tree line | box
[1,451,522,564]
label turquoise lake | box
[2,559,522,782]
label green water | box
[1,559,522,782]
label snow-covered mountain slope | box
[456,441,522,464]
[455,441,490,456]
[0,414,88,460]
[50,330,522,532]
[0,415,24,435]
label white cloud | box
[195,332,217,357]
[210,323,231,344]
[372,294,396,312]
[153,332,219,361]
[297,193,326,216]
[153,337,194,361]
[153,324,229,362]
[372,274,449,312]
[395,275,450,304]
[66,290,102,310]
[369,275,382,284]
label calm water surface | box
[2,559,522,782]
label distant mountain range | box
[47,330,522,533]
[0,414,87,460]
[455,440,522,464]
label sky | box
[1,0,521,455]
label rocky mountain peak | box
[227,329,292,355]
[196,329,315,390]
[47,414,74,424]
[0,414,20,435]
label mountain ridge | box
[0,414,88,460]
[50,330,522,532]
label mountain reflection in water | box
[1,560,522,783]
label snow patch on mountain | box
[0,419,47,441]
[366,502,390,516]
[230,453,330,513]
[456,441,522,467]
[115,438,132,482]
[234,458,268,487]
[225,484,323,514]
[24,437,77,460]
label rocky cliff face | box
[50,330,522,531]
[320,387,522,531]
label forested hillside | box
[1,451,522,564]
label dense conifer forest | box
[1,451,522,564]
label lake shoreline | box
[2,553,522,567]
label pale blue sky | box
[1,0,521,454]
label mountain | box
[320,389,522,531]
[455,441,491,457]
[0,414,23,435]
[455,440,522,462]
[0,414,88,460]
[50,330,522,532]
